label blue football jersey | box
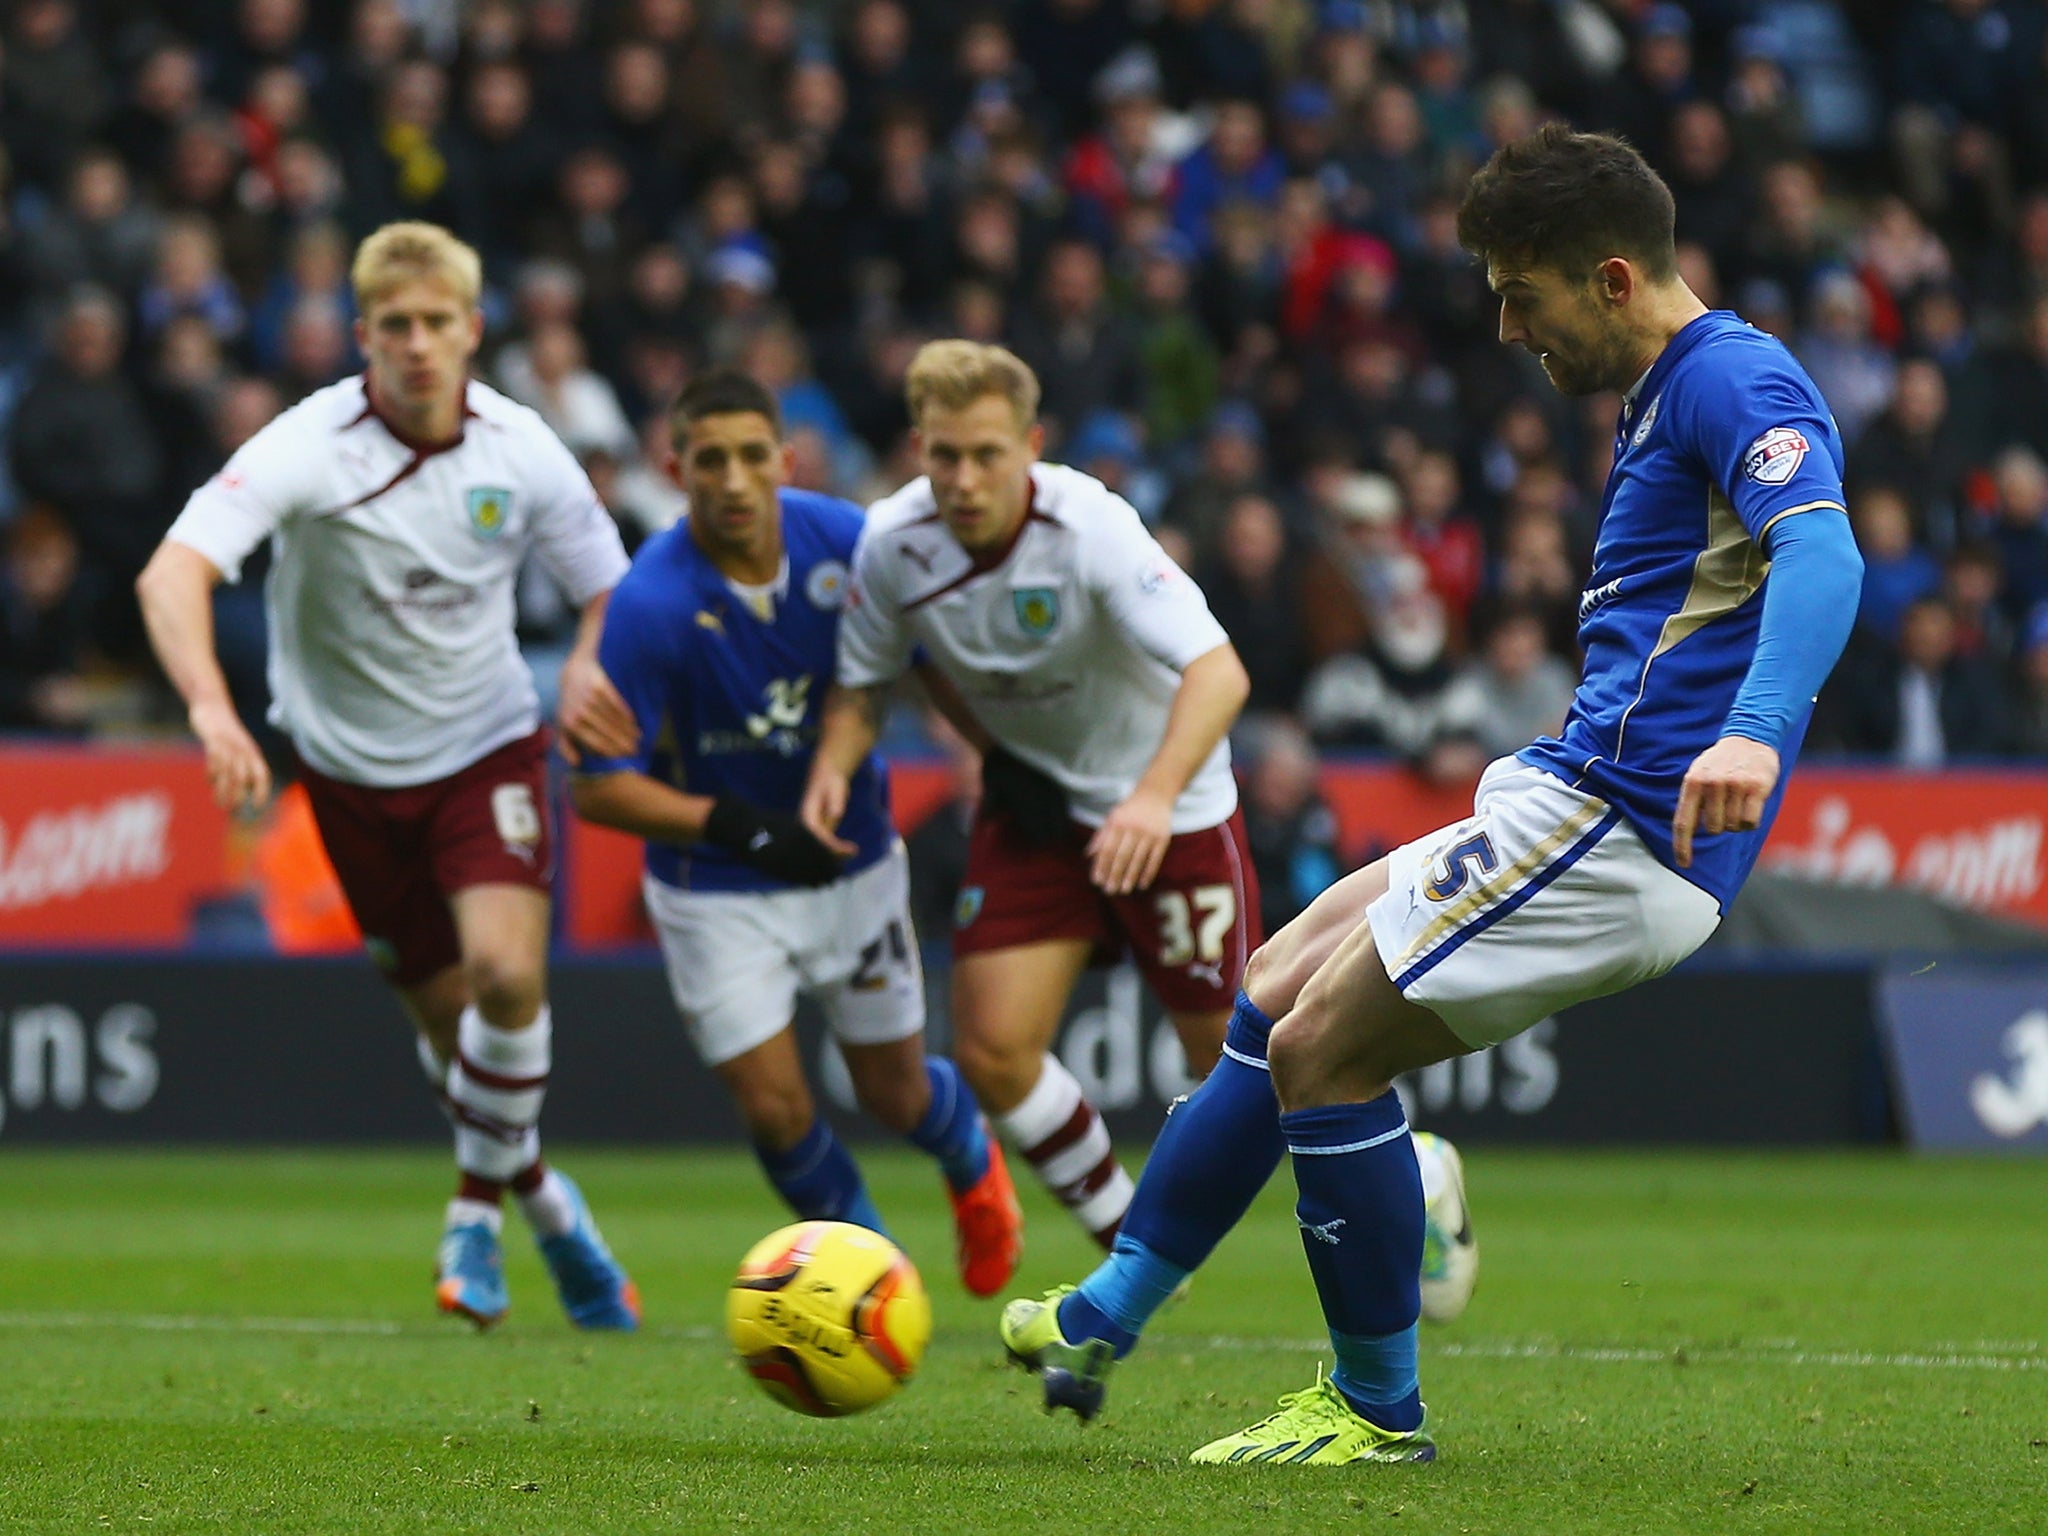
[1520,310,1849,908]
[583,488,894,893]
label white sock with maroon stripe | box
[446,1005,550,1183]
[997,1054,1134,1249]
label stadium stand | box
[2,1,2046,925]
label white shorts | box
[644,842,925,1067]
[1367,759,1722,1048]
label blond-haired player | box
[137,221,640,1330]
[801,340,1255,1249]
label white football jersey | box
[166,376,629,787]
[840,462,1237,832]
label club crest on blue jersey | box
[805,559,849,610]
[955,885,985,928]
[467,486,513,538]
[1630,393,1662,449]
[1013,587,1060,637]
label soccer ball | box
[726,1221,932,1417]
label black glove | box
[980,746,1073,848]
[703,797,844,886]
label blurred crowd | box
[5,0,2048,925]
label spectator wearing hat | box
[1301,469,1404,665]
[1064,46,1196,247]
[1274,79,1341,179]
[1302,545,1459,755]
[1408,14,1486,169]
[1064,409,1166,523]
[1162,399,1270,567]
[1128,231,1221,451]
[1797,270,1898,446]
[1726,23,1810,174]
[1598,2,1697,169]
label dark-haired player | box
[999,124,1864,1465]
[568,370,1023,1298]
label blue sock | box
[905,1057,989,1193]
[1059,992,1285,1357]
[1283,1092,1424,1433]
[755,1117,888,1236]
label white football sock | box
[515,1167,579,1239]
[446,1005,550,1182]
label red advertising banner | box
[0,745,233,946]
[564,759,2048,944]
[5,746,2043,949]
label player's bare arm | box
[801,681,892,852]
[1671,735,1780,869]
[1089,642,1249,896]
[556,590,636,766]
[135,540,272,812]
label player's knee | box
[462,948,544,1022]
[1265,1009,1326,1112]
[1241,942,1282,1014]
[733,1079,816,1151]
[850,1068,927,1134]
[950,1030,1037,1113]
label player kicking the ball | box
[999,125,1864,1463]
[137,222,639,1331]
[568,371,1023,1297]
[801,341,1256,1253]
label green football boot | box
[998,1285,1118,1421]
[1189,1371,1436,1466]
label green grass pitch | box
[1,1146,2043,1534]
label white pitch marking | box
[0,1311,721,1342]
[1197,1335,2048,1374]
